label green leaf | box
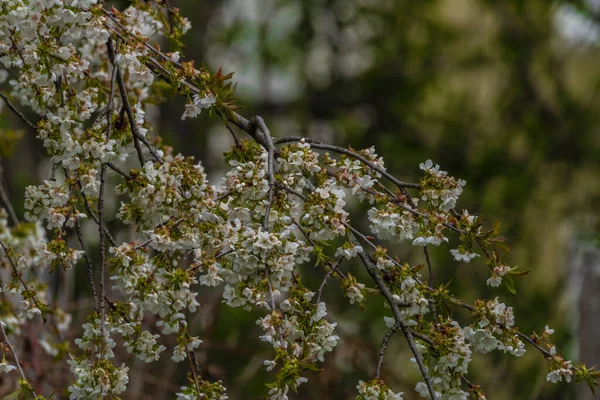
[504,276,516,295]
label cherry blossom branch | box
[181,326,202,395]
[276,181,445,310]
[187,249,234,273]
[3,2,595,398]
[357,249,438,400]
[0,321,39,398]
[91,51,119,128]
[107,39,161,165]
[104,10,181,67]
[260,117,276,230]
[97,38,121,359]
[455,301,556,359]
[371,188,466,235]
[256,117,287,348]
[516,331,553,358]
[101,13,283,155]
[0,239,41,311]
[275,136,420,193]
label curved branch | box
[357,249,438,400]
[276,136,420,192]
[376,321,401,378]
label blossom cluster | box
[414,320,471,399]
[464,298,525,357]
[356,379,403,400]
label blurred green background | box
[1,0,599,399]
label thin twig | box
[75,217,99,311]
[0,322,39,399]
[376,321,401,378]
[104,162,130,179]
[423,246,439,328]
[225,123,241,147]
[0,158,19,225]
[424,247,434,288]
[410,330,435,347]
[91,55,119,127]
[0,91,37,131]
[293,220,315,247]
[516,331,553,358]
[184,338,202,395]
[49,163,60,181]
[276,182,307,201]
[216,191,232,202]
[78,185,116,247]
[316,258,343,304]
[132,217,184,251]
[258,116,276,231]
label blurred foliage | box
[1,0,599,399]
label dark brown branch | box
[276,182,307,201]
[98,160,107,359]
[104,162,130,179]
[97,38,120,359]
[0,91,37,131]
[316,258,343,304]
[75,217,99,311]
[259,118,285,337]
[78,186,117,247]
[516,331,553,358]
[91,57,119,127]
[410,330,436,347]
[357,249,438,400]
[107,40,162,165]
[225,122,241,147]
[376,321,401,378]
[182,327,202,395]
